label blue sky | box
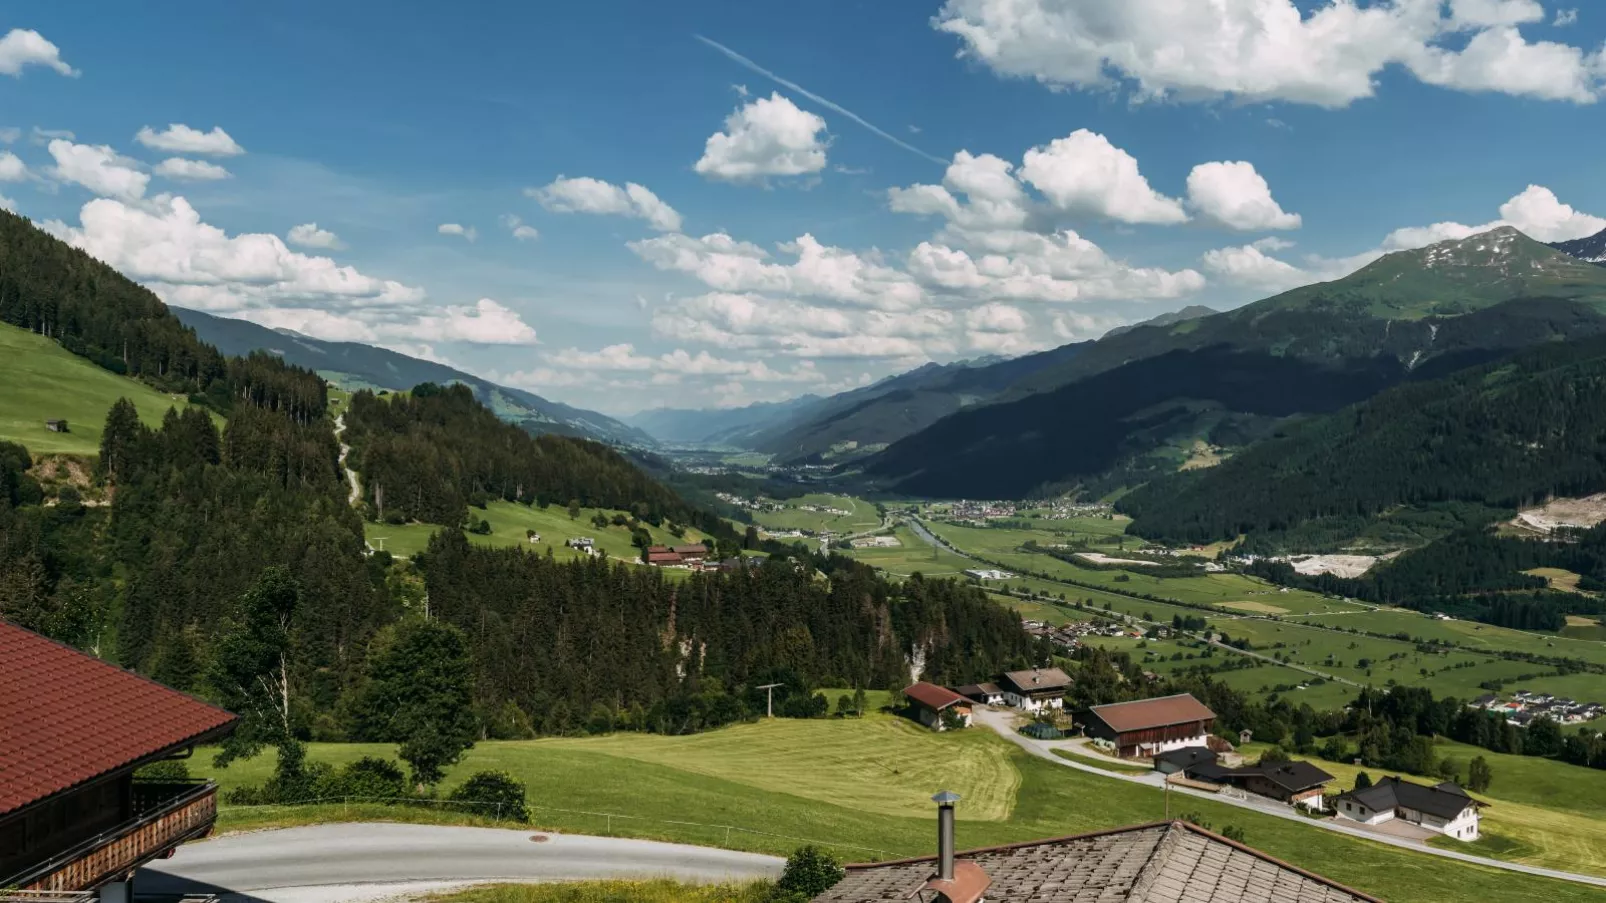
[4,0,1606,414]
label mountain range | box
[1550,224,1606,265]
[172,307,652,446]
[862,227,1606,497]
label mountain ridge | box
[862,227,1606,498]
[173,307,652,446]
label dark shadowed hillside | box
[174,307,652,446]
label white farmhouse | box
[1333,776,1481,841]
[998,668,1072,713]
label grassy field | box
[188,717,1604,902]
[750,493,879,535]
[428,882,769,903]
[364,501,709,561]
[0,321,212,456]
[921,521,1357,614]
[1236,737,1606,876]
[1289,608,1606,668]
[842,526,971,577]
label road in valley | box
[138,823,783,903]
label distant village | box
[1471,689,1604,726]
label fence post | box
[606,813,612,832]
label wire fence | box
[219,796,898,858]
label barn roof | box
[0,620,237,816]
[1089,693,1216,733]
[904,681,969,711]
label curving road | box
[973,707,1606,888]
[137,823,783,903]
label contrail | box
[694,34,948,166]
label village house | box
[1083,693,1217,758]
[998,667,1072,713]
[953,682,1005,706]
[565,537,595,550]
[1174,754,1333,810]
[904,682,973,731]
[45,419,68,433]
[1333,776,1482,841]
[1,621,238,898]
[813,792,1382,903]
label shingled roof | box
[904,681,969,712]
[1088,693,1216,733]
[1335,776,1479,821]
[813,821,1381,903]
[0,620,237,816]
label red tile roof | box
[647,551,683,564]
[904,681,969,711]
[1089,693,1216,734]
[0,621,237,816]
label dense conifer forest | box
[1120,335,1606,547]
[0,209,1041,758]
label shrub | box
[773,846,844,899]
[317,756,408,802]
[448,770,530,822]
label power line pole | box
[757,683,783,718]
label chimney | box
[932,790,961,881]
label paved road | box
[137,823,783,903]
[973,708,1606,889]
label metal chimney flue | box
[932,790,961,881]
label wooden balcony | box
[18,782,219,893]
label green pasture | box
[750,493,878,535]
[364,500,709,562]
[189,715,1603,902]
[0,321,213,456]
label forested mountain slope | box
[1013,227,1606,397]
[1119,334,1606,547]
[743,342,1088,463]
[0,206,1040,747]
[175,307,651,446]
[862,228,1606,497]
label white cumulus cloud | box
[1201,244,1313,293]
[1186,161,1301,230]
[629,231,923,311]
[154,157,231,181]
[694,92,830,182]
[135,124,244,156]
[0,29,77,77]
[0,150,26,181]
[48,140,149,201]
[499,214,540,241]
[1382,184,1606,248]
[529,175,682,232]
[42,195,539,348]
[438,223,477,242]
[931,0,1606,106]
[1018,129,1187,224]
[286,222,342,249]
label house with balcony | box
[0,621,238,899]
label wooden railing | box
[19,783,218,892]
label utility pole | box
[757,683,783,718]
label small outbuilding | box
[954,682,1005,706]
[44,419,68,433]
[904,682,973,731]
[1152,746,1218,776]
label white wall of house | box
[1335,800,1479,840]
[1297,793,1324,811]
[1136,732,1206,756]
[1005,692,1064,713]
[1335,800,1390,826]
